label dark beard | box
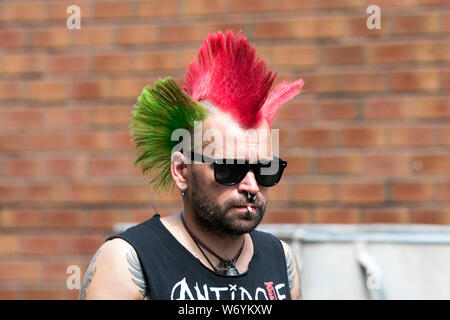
[189,171,266,236]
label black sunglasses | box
[189,151,287,187]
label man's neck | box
[180,209,246,261]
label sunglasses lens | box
[254,160,286,187]
[214,163,247,186]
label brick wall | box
[0,0,449,299]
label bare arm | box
[79,238,149,300]
[281,240,302,300]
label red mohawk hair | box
[184,30,303,128]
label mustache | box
[224,197,265,208]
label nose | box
[237,170,260,195]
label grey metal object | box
[259,224,450,300]
[112,222,450,300]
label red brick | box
[416,97,450,118]
[116,26,158,45]
[388,126,438,146]
[69,132,109,150]
[31,28,70,47]
[273,101,315,122]
[183,0,224,15]
[43,211,83,228]
[0,261,41,280]
[339,183,385,203]
[341,72,386,92]
[3,2,48,21]
[0,134,24,151]
[66,184,108,203]
[283,155,311,175]
[138,0,178,16]
[296,128,336,147]
[1,210,41,228]
[436,183,450,202]
[91,106,131,126]
[22,290,64,300]
[2,55,45,75]
[411,154,450,174]
[1,107,44,127]
[339,127,386,147]
[263,209,311,224]
[319,0,364,8]
[0,289,18,300]
[414,41,450,62]
[364,97,413,119]
[45,159,82,178]
[28,81,66,101]
[50,55,88,74]
[88,158,130,176]
[272,46,317,67]
[363,208,410,224]
[0,82,21,100]
[315,208,360,224]
[3,159,43,178]
[443,126,450,146]
[22,235,64,255]
[391,182,433,202]
[267,182,289,202]
[71,80,112,99]
[111,77,149,99]
[254,17,343,39]
[302,73,341,93]
[94,1,132,18]
[391,69,439,92]
[226,0,269,12]
[411,210,450,224]
[296,17,343,39]
[109,131,135,150]
[319,100,358,120]
[390,13,440,35]
[135,51,177,71]
[369,43,413,64]
[25,133,66,150]
[67,235,106,254]
[364,153,410,176]
[253,21,297,39]
[25,185,65,203]
[93,54,131,72]
[45,107,89,129]
[161,24,205,43]
[345,16,387,37]
[49,1,91,21]
[87,211,129,228]
[0,235,20,255]
[322,45,364,65]
[0,30,25,48]
[72,27,113,46]
[317,154,362,174]
[271,0,314,10]
[292,183,334,202]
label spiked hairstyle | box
[130,30,303,191]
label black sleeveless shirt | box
[106,214,291,300]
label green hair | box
[130,77,208,192]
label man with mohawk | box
[80,30,304,300]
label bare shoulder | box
[280,240,302,300]
[79,238,150,300]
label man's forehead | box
[198,103,272,160]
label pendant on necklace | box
[225,267,239,276]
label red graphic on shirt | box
[264,281,277,300]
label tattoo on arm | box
[126,248,150,300]
[79,248,102,300]
[283,242,302,300]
